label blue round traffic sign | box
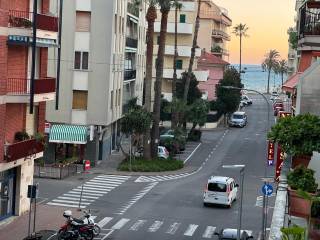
[262,184,273,196]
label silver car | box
[228,111,247,128]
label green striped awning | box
[49,124,87,144]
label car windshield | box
[208,183,227,192]
[232,114,243,119]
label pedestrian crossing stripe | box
[93,216,255,238]
[46,175,130,209]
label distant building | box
[0,0,59,220]
[198,0,232,61]
[45,0,146,165]
[197,51,229,100]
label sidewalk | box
[0,205,83,240]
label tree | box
[183,0,202,102]
[143,0,158,160]
[186,99,209,131]
[176,71,202,105]
[232,23,249,75]
[262,49,280,94]
[277,59,288,87]
[151,0,172,158]
[171,1,182,129]
[215,67,242,122]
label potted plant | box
[280,225,306,240]
[287,165,318,218]
[268,113,320,168]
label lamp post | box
[222,164,245,240]
[221,86,271,240]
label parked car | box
[158,146,170,159]
[160,129,186,152]
[203,176,238,207]
[241,95,252,105]
[270,91,279,101]
[274,106,284,116]
[273,101,284,110]
[228,111,247,128]
[214,228,253,240]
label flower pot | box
[288,188,313,218]
[292,155,312,168]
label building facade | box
[0,0,59,220]
[45,0,146,164]
[198,0,231,61]
[152,0,209,102]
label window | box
[76,11,91,32]
[176,59,183,69]
[208,183,227,192]
[180,14,186,23]
[74,51,89,70]
[111,90,114,109]
[72,90,88,110]
[157,36,160,45]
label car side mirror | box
[235,183,239,188]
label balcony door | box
[0,169,16,220]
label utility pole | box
[30,0,38,114]
[56,0,64,110]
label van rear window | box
[208,183,227,192]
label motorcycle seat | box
[72,218,85,225]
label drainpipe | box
[30,0,38,114]
[55,0,63,110]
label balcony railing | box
[7,77,56,95]
[4,138,44,162]
[8,10,58,32]
[127,2,139,17]
[124,70,136,81]
[126,37,138,48]
[212,29,231,40]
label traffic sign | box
[262,184,273,196]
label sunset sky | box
[212,0,296,64]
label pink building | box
[197,51,229,100]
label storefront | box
[0,168,16,220]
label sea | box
[232,64,286,94]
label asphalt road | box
[38,95,276,240]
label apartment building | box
[0,0,59,220]
[198,0,232,61]
[153,0,209,101]
[45,0,146,165]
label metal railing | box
[126,37,138,48]
[212,29,231,40]
[299,3,320,38]
[8,9,58,32]
[7,77,56,95]
[34,164,82,179]
[124,70,136,80]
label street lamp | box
[222,164,245,240]
[221,86,271,240]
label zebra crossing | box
[93,216,254,239]
[255,193,276,207]
[135,171,199,183]
[47,175,130,208]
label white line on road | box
[184,143,201,163]
[111,218,130,230]
[202,226,216,238]
[97,217,113,228]
[184,224,198,236]
[148,221,163,232]
[166,222,181,234]
[129,220,147,231]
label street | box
[26,94,276,240]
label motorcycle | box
[57,210,95,240]
[81,210,101,236]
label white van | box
[203,176,238,207]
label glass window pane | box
[74,51,81,69]
[82,52,89,70]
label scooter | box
[81,210,101,236]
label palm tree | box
[262,49,280,94]
[277,59,288,87]
[232,23,249,75]
[171,1,182,129]
[143,0,158,160]
[151,0,172,158]
[183,0,202,102]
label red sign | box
[275,144,285,182]
[84,160,91,172]
[267,141,275,166]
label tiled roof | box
[282,72,301,90]
[198,51,229,65]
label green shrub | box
[188,129,202,141]
[14,131,30,142]
[118,157,184,172]
[287,165,318,193]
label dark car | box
[215,228,253,240]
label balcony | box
[6,77,56,103]
[8,10,58,32]
[4,138,44,162]
[127,2,139,17]
[126,37,138,49]
[212,29,231,41]
[154,22,193,34]
[161,69,209,82]
[153,45,201,57]
[124,70,136,81]
[200,10,232,26]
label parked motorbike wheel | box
[81,230,94,240]
[57,229,75,240]
[93,224,101,236]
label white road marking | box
[111,218,130,230]
[184,224,198,236]
[202,226,216,238]
[74,188,109,194]
[97,217,113,228]
[69,191,104,196]
[184,143,201,163]
[148,221,163,232]
[46,202,86,208]
[63,193,99,199]
[56,196,95,202]
[129,220,147,231]
[166,222,181,234]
